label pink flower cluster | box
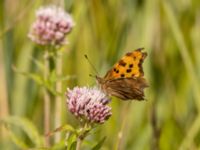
[28,6,74,46]
[66,87,112,124]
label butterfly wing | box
[103,77,148,100]
[104,48,147,80]
[97,48,148,100]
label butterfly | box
[96,48,148,100]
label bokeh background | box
[1,0,200,149]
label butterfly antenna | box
[89,74,96,78]
[84,54,99,75]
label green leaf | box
[49,70,56,84]
[69,141,76,150]
[66,134,77,150]
[46,124,76,137]
[52,75,76,82]
[5,125,29,149]
[13,66,62,96]
[62,124,76,133]
[52,140,66,150]
[91,137,106,150]
[30,56,45,71]
[48,70,76,84]
[2,116,43,148]
[12,66,43,85]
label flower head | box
[28,5,74,46]
[66,87,112,124]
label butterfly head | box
[95,76,105,85]
[96,75,109,93]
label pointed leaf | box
[52,140,66,150]
[12,65,43,85]
[2,116,43,147]
[52,75,76,82]
[91,137,106,150]
[5,125,29,149]
[46,124,76,137]
[66,134,77,150]
[30,56,44,71]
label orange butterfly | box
[96,48,148,100]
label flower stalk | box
[54,51,62,142]
[115,101,132,150]
[76,123,91,150]
[44,50,51,147]
[76,137,82,150]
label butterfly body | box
[97,48,148,101]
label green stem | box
[163,1,200,148]
[179,116,200,149]
[115,101,131,150]
[54,51,62,142]
[150,101,160,150]
[44,50,51,147]
[54,0,64,142]
[163,0,200,109]
[75,123,90,150]
[76,137,82,150]
[0,40,9,141]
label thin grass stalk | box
[162,0,200,148]
[44,50,51,147]
[115,101,131,150]
[150,102,160,150]
[54,51,62,142]
[75,123,90,150]
[0,44,9,141]
[162,0,200,110]
[0,0,34,38]
[76,137,82,150]
[179,115,200,150]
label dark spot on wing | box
[126,52,132,56]
[136,47,144,51]
[121,74,125,77]
[138,59,144,75]
[119,60,126,67]
[114,68,120,74]
[126,69,132,73]
[129,64,133,68]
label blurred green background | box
[1,0,200,149]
